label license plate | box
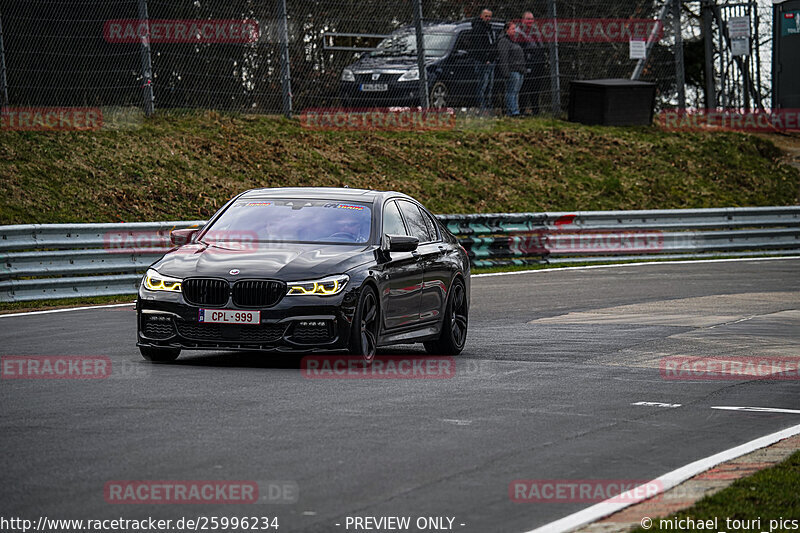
[198,309,260,324]
[360,83,388,92]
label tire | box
[429,82,449,109]
[424,277,468,355]
[139,346,181,362]
[348,285,379,362]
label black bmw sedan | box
[136,188,470,362]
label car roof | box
[239,187,414,204]
[393,20,504,34]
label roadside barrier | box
[1,207,797,302]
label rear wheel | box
[424,278,468,355]
[349,285,379,362]
[139,346,181,362]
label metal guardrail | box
[0,221,205,302]
[1,207,798,302]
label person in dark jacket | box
[497,21,525,116]
[467,9,497,112]
[514,11,548,115]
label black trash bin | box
[568,79,656,126]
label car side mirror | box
[170,228,198,246]
[386,234,419,252]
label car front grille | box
[354,73,401,84]
[182,278,230,307]
[176,322,288,343]
[233,280,286,308]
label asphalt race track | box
[1,258,799,533]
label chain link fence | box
[0,0,777,117]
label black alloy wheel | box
[424,278,467,355]
[350,286,379,362]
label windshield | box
[202,199,373,245]
[370,30,455,58]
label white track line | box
[712,406,800,415]
[523,423,800,533]
[0,303,133,318]
[2,256,798,318]
[472,256,800,278]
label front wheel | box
[139,346,181,362]
[429,82,449,109]
[348,285,379,362]
[424,278,468,355]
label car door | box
[396,200,449,324]
[447,30,477,103]
[380,200,424,330]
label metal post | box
[412,0,429,108]
[702,0,716,109]
[0,10,10,107]
[547,0,560,115]
[716,5,726,107]
[278,0,293,117]
[632,1,670,80]
[137,0,154,116]
[673,0,685,108]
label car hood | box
[348,55,437,72]
[152,242,376,282]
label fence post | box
[546,0,560,115]
[674,0,686,108]
[0,10,9,107]
[137,0,154,116]
[702,0,716,108]
[632,1,671,80]
[412,0,429,108]
[278,0,293,117]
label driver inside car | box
[328,215,366,242]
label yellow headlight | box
[287,275,348,296]
[143,269,182,292]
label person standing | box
[497,21,525,117]
[515,11,548,115]
[468,9,498,113]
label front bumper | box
[340,81,423,107]
[136,288,358,352]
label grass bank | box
[1,110,798,224]
[632,450,800,533]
